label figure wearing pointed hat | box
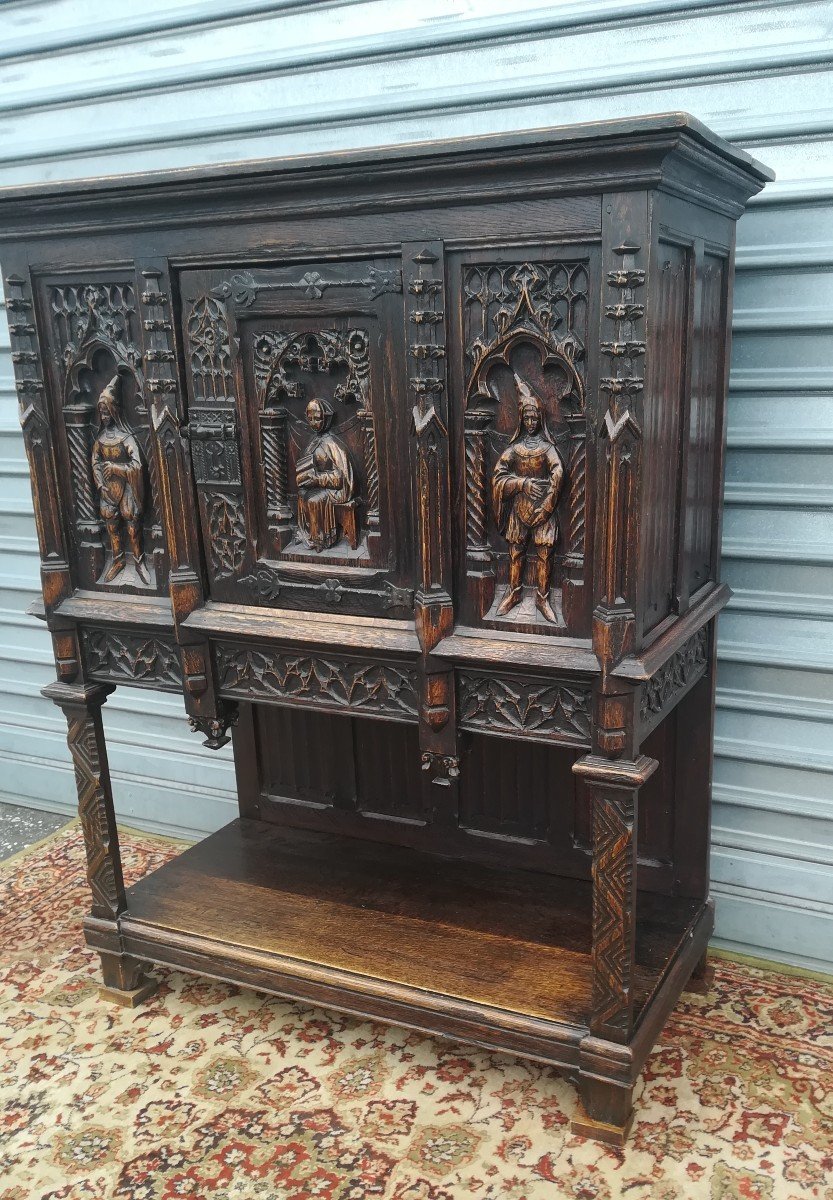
[491,375,564,622]
[91,374,149,583]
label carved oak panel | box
[180,260,412,618]
[453,251,595,638]
[40,277,169,593]
[458,671,592,745]
[82,627,182,691]
[215,642,419,722]
[640,628,709,736]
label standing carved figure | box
[295,397,356,552]
[91,374,149,584]
[491,376,565,623]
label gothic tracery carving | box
[215,644,419,720]
[205,491,247,580]
[253,327,379,549]
[83,627,182,690]
[458,672,591,743]
[50,280,162,589]
[462,260,588,621]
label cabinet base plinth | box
[571,1101,635,1146]
[99,977,159,1008]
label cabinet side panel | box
[685,252,728,596]
[641,241,691,636]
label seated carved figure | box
[491,376,565,623]
[295,397,356,552]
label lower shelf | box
[109,818,708,1068]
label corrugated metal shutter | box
[1,0,830,970]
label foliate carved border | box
[215,642,419,722]
[640,627,708,733]
[458,671,592,744]
[82,626,182,691]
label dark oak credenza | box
[1,114,772,1142]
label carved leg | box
[103,517,125,582]
[535,545,557,623]
[683,948,714,995]
[127,518,150,584]
[496,544,524,615]
[570,754,657,1143]
[572,1041,636,1145]
[99,950,159,1008]
[42,681,158,1006]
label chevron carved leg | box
[590,783,637,1040]
[43,681,158,1007]
[570,753,657,1140]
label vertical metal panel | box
[0,0,830,969]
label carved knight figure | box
[491,376,565,623]
[295,397,356,552]
[91,374,149,584]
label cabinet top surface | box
[0,111,772,236]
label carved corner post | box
[4,264,83,685]
[403,242,459,808]
[42,681,157,1006]
[570,196,658,1142]
[138,262,238,749]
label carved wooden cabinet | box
[1,115,771,1142]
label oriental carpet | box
[0,823,831,1199]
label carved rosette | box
[215,643,419,722]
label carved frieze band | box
[458,672,592,744]
[640,627,708,733]
[215,643,419,721]
[82,626,182,691]
[591,787,635,1040]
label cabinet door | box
[179,260,413,618]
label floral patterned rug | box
[1,823,831,1200]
